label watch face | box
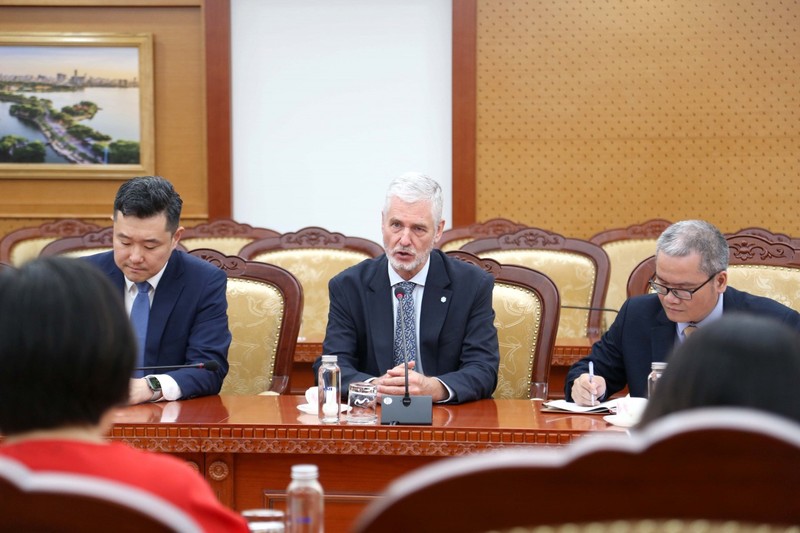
[147,376,161,391]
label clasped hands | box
[374,361,447,403]
[570,372,608,406]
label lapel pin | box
[441,296,447,303]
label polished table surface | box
[110,395,621,531]
[292,337,594,396]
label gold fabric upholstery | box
[492,282,543,399]
[181,237,255,256]
[10,237,58,265]
[221,278,284,395]
[480,249,595,338]
[601,239,658,313]
[60,248,113,258]
[439,237,472,252]
[252,249,371,342]
[727,265,800,312]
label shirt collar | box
[678,291,724,334]
[124,260,169,295]
[387,255,431,288]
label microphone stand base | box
[380,395,433,425]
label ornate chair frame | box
[447,251,560,399]
[463,227,610,339]
[353,408,800,532]
[239,226,384,344]
[0,219,103,266]
[627,234,800,299]
[438,218,529,252]
[189,249,302,394]
[181,219,279,255]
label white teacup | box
[305,386,318,407]
[615,396,648,425]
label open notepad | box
[542,399,618,414]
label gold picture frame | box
[0,32,154,180]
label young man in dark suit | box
[316,172,499,404]
[567,219,800,404]
[85,176,231,404]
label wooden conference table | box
[292,337,595,397]
[110,394,620,531]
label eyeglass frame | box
[648,272,720,300]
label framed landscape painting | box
[0,32,154,180]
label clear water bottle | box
[647,361,667,398]
[317,355,341,424]
[286,464,324,533]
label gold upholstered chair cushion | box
[0,219,103,266]
[627,234,800,314]
[181,219,279,256]
[589,220,673,330]
[189,249,303,395]
[597,238,660,323]
[492,282,545,399]
[239,227,384,343]
[247,249,371,342]
[463,228,609,340]
[475,249,595,339]
[439,237,472,252]
[222,277,287,394]
[438,218,529,253]
[447,251,560,399]
[727,265,800,312]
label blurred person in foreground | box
[637,313,800,428]
[85,175,231,404]
[567,220,800,405]
[315,172,499,403]
[0,257,248,532]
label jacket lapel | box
[145,250,185,365]
[366,256,395,372]
[418,251,452,375]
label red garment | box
[0,439,249,533]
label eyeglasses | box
[648,272,718,300]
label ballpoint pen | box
[588,361,596,405]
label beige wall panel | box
[0,5,207,220]
[475,0,800,238]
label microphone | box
[134,360,220,372]
[380,286,433,425]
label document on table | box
[542,399,618,414]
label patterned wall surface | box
[475,0,799,238]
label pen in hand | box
[588,361,596,406]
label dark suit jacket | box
[316,249,500,404]
[84,250,231,399]
[565,286,800,399]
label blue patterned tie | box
[393,281,417,367]
[131,281,151,377]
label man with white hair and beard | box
[314,173,499,404]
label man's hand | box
[570,372,607,406]
[128,378,155,405]
[375,362,448,402]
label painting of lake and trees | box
[0,39,143,165]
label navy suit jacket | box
[565,286,800,399]
[316,249,500,404]
[84,250,231,399]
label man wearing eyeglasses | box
[567,220,800,405]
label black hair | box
[0,257,135,434]
[637,313,800,428]
[113,175,183,233]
